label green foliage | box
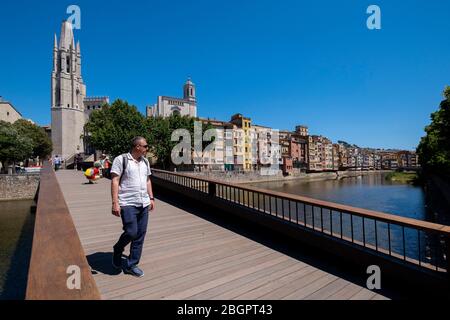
[337,140,359,148]
[146,114,214,169]
[417,86,450,176]
[84,99,214,168]
[84,99,149,158]
[0,121,34,166]
[13,119,52,159]
[444,85,450,100]
[385,172,417,184]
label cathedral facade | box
[51,20,108,161]
[146,79,197,118]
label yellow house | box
[230,113,254,171]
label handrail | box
[152,169,450,235]
[26,162,101,300]
[151,169,450,274]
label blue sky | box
[0,0,449,150]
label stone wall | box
[181,170,392,184]
[0,174,40,201]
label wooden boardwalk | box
[56,170,389,300]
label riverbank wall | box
[0,174,40,201]
[181,170,393,184]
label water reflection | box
[0,200,35,300]
[248,173,427,221]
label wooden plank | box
[26,162,101,300]
[121,251,281,300]
[233,265,318,300]
[281,273,338,299]
[187,259,298,300]
[162,255,289,300]
[210,263,308,300]
[256,269,328,300]
[304,278,351,300]
[54,169,391,300]
[326,283,365,300]
[99,242,262,295]
[350,288,378,300]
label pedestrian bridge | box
[25,163,450,300]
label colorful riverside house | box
[279,130,292,175]
[197,118,235,171]
[291,125,309,171]
[230,113,254,171]
[253,124,281,174]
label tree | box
[417,86,450,176]
[84,99,149,158]
[85,99,214,169]
[146,114,213,169]
[0,121,34,171]
[13,119,52,162]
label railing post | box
[445,235,450,279]
[208,182,216,198]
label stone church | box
[146,78,197,118]
[51,20,108,162]
[51,20,195,163]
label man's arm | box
[111,174,121,217]
[147,177,155,211]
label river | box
[248,172,428,222]
[0,200,35,300]
[247,172,447,267]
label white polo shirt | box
[111,153,152,208]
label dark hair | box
[131,136,146,150]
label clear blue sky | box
[1,0,449,150]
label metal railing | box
[152,169,450,275]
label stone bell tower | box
[51,20,86,161]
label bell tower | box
[183,77,196,103]
[51,20,87,160]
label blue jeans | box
[114,205,149,268]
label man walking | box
[53,155,61,171]
[110,137,155,277]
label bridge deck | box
[56,170,389,300]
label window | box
[66,56,70,73]
[7,112,9,116]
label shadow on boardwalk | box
[153,188,406,300]
[86,252,122,276]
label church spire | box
[59,20,74,49]
[54,34,58,49]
